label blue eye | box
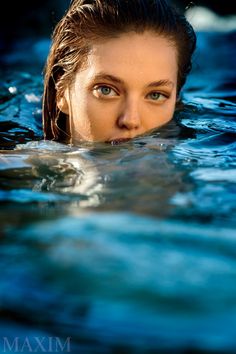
[100,86,112,95]
[93,85,118,98]
[149,92,161,100]
[146,91,169,102]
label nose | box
[117,98,141,131]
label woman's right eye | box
[93,85,118,98]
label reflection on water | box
[0,27,236,353]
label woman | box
[43,0,196,144]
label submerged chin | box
[71,134,108,144]
[106,138,131,145]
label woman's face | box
[58,31,178,143]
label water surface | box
[0,27,236,354]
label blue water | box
[0,29,236,353]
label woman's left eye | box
[147,92,167,101]
[94,85,118,97]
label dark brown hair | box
[43,0,196,141]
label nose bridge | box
[118,94,141,130]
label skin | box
[58,31,178,144]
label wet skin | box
[57,31,178,143]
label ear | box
[57,92,69,115]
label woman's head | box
[43,0,196,143]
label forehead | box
[84,31,178,82]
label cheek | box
[167,97,177,114]
[71,95,97,125]
[162,101,177,124]
[147,99,176,125]
[86,98,117,127]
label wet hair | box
[43,0,196,141]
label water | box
[0,25,236,353]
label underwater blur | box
[0,6,236,354]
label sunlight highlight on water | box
[0,22,236,353]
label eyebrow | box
[91,73,175,88]
[147,79,175,88]
[91,73,124,85]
